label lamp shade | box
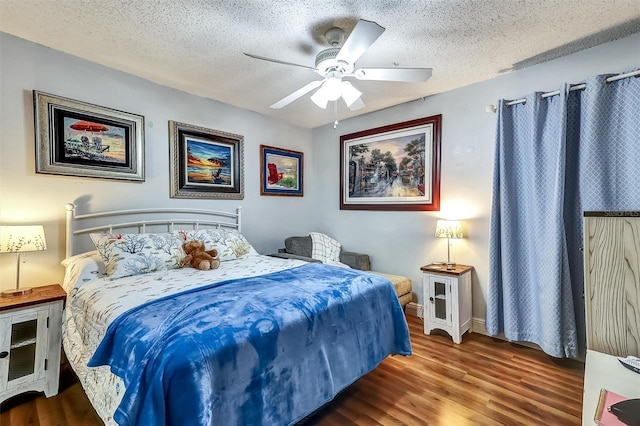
[340,81,362,107]
[0,225,47,253]
[434,220,463,239]
[310,86,330,109]
[310,79,363,109]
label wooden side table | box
[0,284,66,404]
[421,264,473,343]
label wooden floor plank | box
[0,315,585,425]
[35,393,68,426]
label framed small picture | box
[260,145,303,197]
[34,91,145,181]
[340,115,441,211]
[169,121,244,199]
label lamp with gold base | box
[434,220,463,270]
[0,225,47,297]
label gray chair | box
[271,235,413,309]
[270,235,371,271]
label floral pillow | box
[90,232,184,279]
[173,228,258,261]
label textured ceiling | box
[1,1,640,128]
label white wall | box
[312,32,640,325]
[0,32,318,290]
[2,29,638,323]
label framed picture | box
[260,145,303,197]
[169,121,244,199]
[34,91,145,181]
[340,115,441,211]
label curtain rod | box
[506,69,640,106]
[485,69,640,112]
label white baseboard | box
[472,317,488,335]
[472,317,541,350]
[405,302,422,318]
[406,304,542,350]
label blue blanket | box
[88,263,411,426]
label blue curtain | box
[487,70,640,358]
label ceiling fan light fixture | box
[310,79,362,109]
[348,97,366,111]
[340,81,362,107]
[323,77,343,101]
[310,87,330,109]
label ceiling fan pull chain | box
[333,101,339,128]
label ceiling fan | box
[244,19,432,111]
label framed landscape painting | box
[260,145,303,196]
[169,121,244,199]
[340,115,441,211]
[34,91,145,181]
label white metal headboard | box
[65,203,242,257]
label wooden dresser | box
[584,212,640,356]
[582,212,640,425]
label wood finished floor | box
[0,315,585,425]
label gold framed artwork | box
[169,121,244,199]
[34,91,145,181]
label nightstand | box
[0,284,66,404]
[420,264,473,344]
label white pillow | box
[309,232,350,268]
[61,250,101,268]
[60,250,105,293]
[90,232,184,279]
[173,228,258,261]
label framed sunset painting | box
[33,91,145,181]
[169,121,244,199]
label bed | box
[61,203,411,426]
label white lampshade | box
[310,87,330,109]
[434,220,463,239]
[322,77,343,101]
[310,78,363,109]
[1,225,47,297]
[434,220,463,270]
[0,225,47,253]
[340,81,362,107]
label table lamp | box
[0,225,47,297]
[434,220,463,270]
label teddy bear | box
[180,240,220,271]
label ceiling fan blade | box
[270,80,323,109]
[244,53,316,71]
[352,67,433,82]
[336,19,385,64]
[348,97,366,111]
